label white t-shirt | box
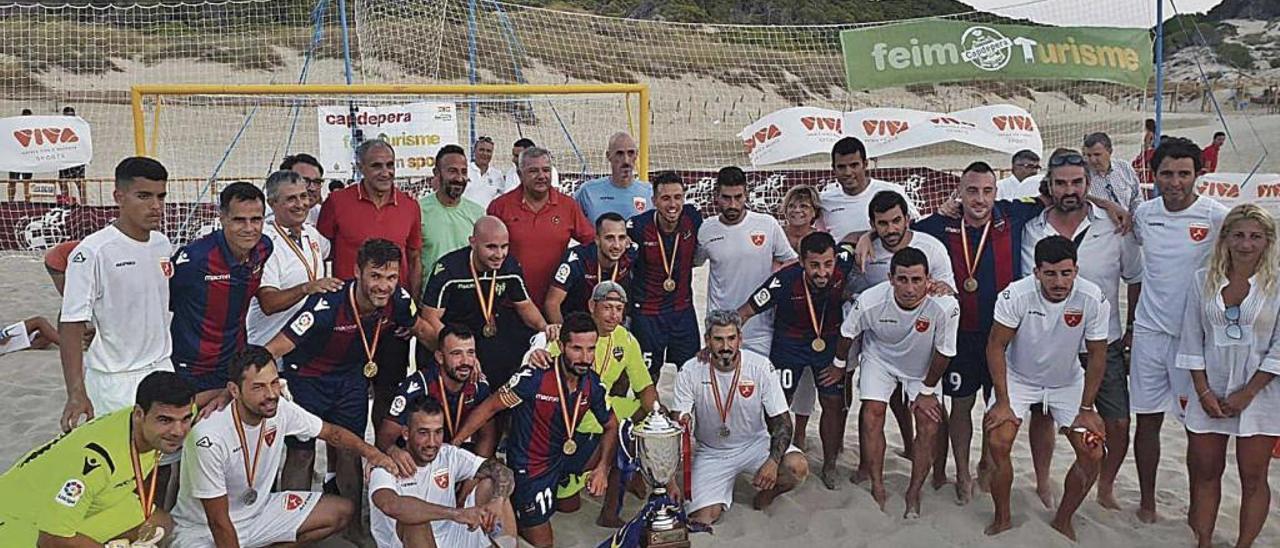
[695,211,797,354]
[464,162,507,208]
[246,222,331,345]
[993,276,1109,388]
[996,174,1043,200]
[60,224,173,374]
[819,179,920,242]
[369,444,486,548]
[840,282,959,380]
[172,398,324,529]
[1132,196,1230,336]
[863,230,956,291]
[673,350,788,451]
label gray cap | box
[591,280,628,303]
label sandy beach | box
[2,256,1277,547]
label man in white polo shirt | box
[59,157,174,432]
[464,136,507,208]
[841,247,958,517]
[246,170,341,345]
[995,149,1043,200]
[819,136,919,243]
[984,235,1109,540]
[695,165,796,357]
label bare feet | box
[1137,506,1158,524]
[595,514,626,528]
[1036,484,1055,510]
[1096,489,1120,511]
[871,485,888,512]
[849,468,870,485]
[931,469,949,490]
[820,463,840,490]
[955,476,974,505]
[904,488,922,519]
[1049,517,1076,541]
[984,518,1013,536]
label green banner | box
[840,20,1153,90]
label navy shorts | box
[513,468,563,528]
[284,372,368,449]
[776,361,843,399]
[630,309,700,378]
[943,330,992,399]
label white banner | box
[1195,172,1280,217]
[0,115,92,172]
[317,102,458,178]
[740,104,1042,166]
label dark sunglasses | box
[1048,153,1086,168]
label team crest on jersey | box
[160,258,173,278]
[309,240,320,255]
[738,379,756,398]
[1064,308,1083,327]
[612,345,625,361]
[285,493,306,511]
[749,231,766,247]
[914,318,930,333]
[264,426,277,447]
[1189,223,1210,242]
[633,196,647,213]
[290,312,315,336]
[54,479,85,507]
[555,263,571,284]
[432,468,450,489]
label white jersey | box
[673,350,788,452]
[173,398,324,529]
[464,162,507,208]
[993,276,1109,388]
[60,224,173,374]
[369,444,487,548]
[841,282,959,380]
[996,174,1042,200]
[1021,205,1142,343]
[863,230,956,291]
[1132,196,1229,336]
[695,211,797,354]
[819,179,920,242]
[247,222,331,345]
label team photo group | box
[0,129,1276,548]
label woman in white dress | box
[1176,203,1280,548]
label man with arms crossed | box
[0,372,195,547]
[673,310,808,525]
[983,235,1109,539]
[544,212,633,325]
[171,346,398,547]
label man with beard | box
[1020,150,1142,511]
[452,312,620,548]
[420,145,485,290]
[697,166,797,358]
[170,182,273,408]
[675,310,808,525]
[575,132,651,222]
[841,248,958,516]
[464,136,506,208]
[984,236,1109,540]
[171,346,398,547]
[377,324,496,466]
[370,396,519,548]
[265,239,431,539]
[737,232,848,489]
[0,372,194,546]
[819,137,919,243]
[544,212,634,324]
[279,153,325,226]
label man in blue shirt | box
[574,132,651,223]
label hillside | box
[1205,0,1280,22]
[529,0,971,24]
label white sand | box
[3,256,1278,547]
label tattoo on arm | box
[474,458,515,498]
[764,413,792,463]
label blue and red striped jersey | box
[747,244,854,365]
[280,280,416,377]
[625,204,702,316]
[169,231,273,378]
[388,364,492,439]
[549,242,634,318]
[499,364,610,478]
[913,199,1042,332]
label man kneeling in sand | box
[983,236,1109,539]
[673,310,808,525]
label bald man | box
[575,132,652,222]
[420,216,550,387]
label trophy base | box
[642,523,690,548]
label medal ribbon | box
[553,358,587,438]
[230,404,266,497]
[707,358,742,432]
[596,257,620,284]
[272,222,318,282]
[437,375,466,438]
[802,275,827,340]
[959,219,992,284]
[469,253,498,327]
[348,284,383,367]
[128,428,159,520]
[597,331,617,380]
[655,227,680,281]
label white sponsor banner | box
[739,104,1041,166]
[1195,172,1280,217]
[317,102,458,178]
[0,115,92,172]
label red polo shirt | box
[318,182,422,281]
[487,187,595,307]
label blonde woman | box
[1176,204,1280,548]
[781,184,824,254]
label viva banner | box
[840,21,1153,91]
[740,105,1042,166]
[317,102,458,178]
[0,115,93,173]
[1196,173,1280,217]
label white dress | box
[1176,269,1280,437]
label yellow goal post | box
[129,82,652,180]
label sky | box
[958,0,1226,27]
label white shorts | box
[84,359,174,415]
[790,367,817,416]
[1129,330,1189,416]
[858,361,926,403]
[989,374,1084,429]
[171,491,321,548]
[686,437,801,516]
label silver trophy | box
[632,403,690,547]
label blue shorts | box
[943,330,992,399]
[513,469,562,528]
[776,361,843,398]
[284,372,368,449]
[630,309,699,378]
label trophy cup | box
[633,404,691,548]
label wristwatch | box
[919,384,937,397]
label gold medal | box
[349,285,384,378]
[663,278,676,292]
[363,361,378,378]
[811,338,826,352]
[801,274,828,354]
[963,277,979,293]
[959,219,992,295]
[482,322,497,338]
[656,225,681,294]
[553,359,587,458]
[563,439,578,456]
[470,253,499,335]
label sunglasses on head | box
[1048,153,1086,168]
[475,136,494,144]
[1015,163,1041,170]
